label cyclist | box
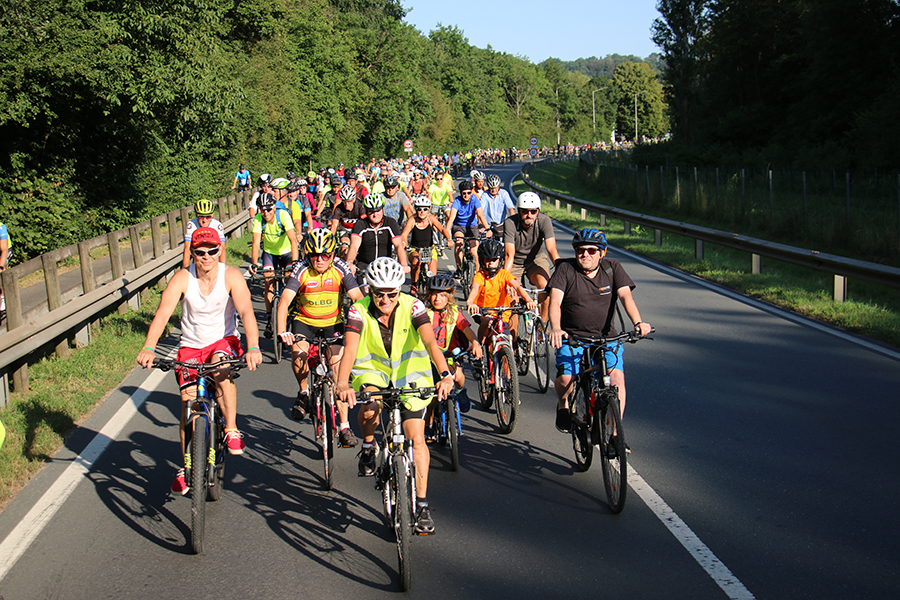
[427,166,453,223]
[547,228,652,442]
[276,229,364,446]
[401,195,451,296]
[446,180,491,275]
[137,227,262,494]
[343,170,369,203]
[336,257,455,534]
[0,221,10,316]
[471,170,487,200]
[249,174,273,219]
[330,184,365,258]
[347,193,409,279]
[183,199,226,269]
[285,180,316,235]
[480,174,515,239]
[406,169,428,198]
[317,175,344,223]
[232,164,251,193]
[250,194,299,338]
[503,190,560,321]
[466,239,537,348]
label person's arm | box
[136,270,188,368]
[232,175,238,190]
[225,266,262,370]
[617,286,652,337]
[347,287,365,303]
[504,240,515,272]
[430,214,452,242]
[0,238,8,271]
[544,236,560,263]
[277,287,297,343]
[346,234,362,267]
[250,230,261,272]
[509,277,537,311]
[400,217,415,246]
[392,236,409,272]
[445,207,458,231]
[547,287,567,348]
[475,207,490,233]
[336,329,361,406]
[287,226,299,262]
[466,280,481,314]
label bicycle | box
[357,384,437,592]
[250,267,291,364]
[455,235,484,299]
[406,245,434,300]
[514,289,551,394]
[471,306,523,434]
[432,348,473,471]
[152,357,246,554]
[565,329,653,514]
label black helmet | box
[428,272,456,293]
[286,170,296,180]
[383,175,399,189]
[458,180,474,193]
[329,175,342,186]
[287,180,301,192]
[344,170,358,181]
[260,192,276,210]
[477,240,505,276]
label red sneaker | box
[171,468,189,496]
[225,430,245,455]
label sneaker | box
[339,427,358,448]
[263,318,273,339]
[415,504,435,535]
[171,468,189,496]
[607,435,631,459]
[225,430,246,455]
[425,424,438,443]
[357,444,376,477]
[292,392,308,421]
[555,408,571,433]
[456,388,471,413]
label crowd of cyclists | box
[138,151,652,538]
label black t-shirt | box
[332,201,366,231]
[548,258,635,337]
[351,217,401,264]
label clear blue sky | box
[401,0,662,63]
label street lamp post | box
[592,87,608,137]
[555,82,573,146]
[634,89,650,143]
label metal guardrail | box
[520,161,900,300]
[0,191,253,404]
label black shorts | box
[451,224,478,238]
[291,320,344,343]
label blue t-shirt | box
[235,169,251,185]
[451,195,483,228]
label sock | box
[416,497,428,508]
[340,422,350,431]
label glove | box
[249,263,258,275]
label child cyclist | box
[401,195,452,297]
[466,239,537,348]
[424,273,482,436]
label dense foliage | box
[0,0,666,261]
[651,0,900,168]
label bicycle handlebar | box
[356,385,438,404]
[566,329,656,347]
[151,357,247,374]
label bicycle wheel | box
[494,346,519,434]
[534,320,551,394]
[272,295,282,364]
[207,416,225,501]
[477,354,492,410]
[393,455,412,591]
[517,313,533,377]
[598,390,627,513]
[190,416,208,554]
[321,383,335,490]
[446,396,460,472]
[569,381,593,472]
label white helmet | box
[517,191,541,210]
[412,195,432,208]
[366,257,406,289]
[471,170,485,181]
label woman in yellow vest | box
[336,257,454,535]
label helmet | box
[327,167,336,175]
[286,171,296,180]
[383,175,399,189]
[271,177,289,190]
[339,186,357,201]
[571,228,608,250]
[363,193,385,211]
[477,240,505,275]
[471,170,485,181]
[366,257,406,289]
[287,180,301,192]
[487,174,502,189]
[194,198,215,216]
[258,173,272,187]
[344,170,358,181]
[458,180,474,193]
[412,195,431,209]
[307,170,317,179]
[428,272,456,293]
[259,192,276,210]
[358,172,367,181]
[517,191,541,210]
[304,229,337,255]
[329,175,342,186]
[297,178,308,187]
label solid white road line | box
[0,368,168,582]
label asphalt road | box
[0,163,898,599]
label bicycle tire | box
[272,295,282,364]
[598,390,627,513]
[476,354,492,410]
[516,313,532,377]
[190,416,208,554]
[322,382,335,490]
[494,346,519,434]
[446,396,460,471]
[207,416,225,501]
[569,382,593,472]
[534,320,551,394]
[394,455,412,591]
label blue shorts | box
[555,341,624,379]
[262,252,291,270]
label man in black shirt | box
[346,193,409,280]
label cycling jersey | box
[332,201,366,231]
[185,217,226,244]
[252,209,294,255]
[285,256,358,326]
[351,216,401,264]
[235,169,251,186]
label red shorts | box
[175,336,243,388]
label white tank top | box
[180,265,239,348]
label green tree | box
[612,62,666,140]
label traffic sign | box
[529,136,538,147]
[529,147,538,157]
[403,139,413,151]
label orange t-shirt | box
[472,268,516,312]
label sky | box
[401,0,662,64]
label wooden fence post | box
[1,270,27,391]
[168,211,179,251]
[42,252,69,359]
[76,241,95,347]
[108,231,126,314]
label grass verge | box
[0,231,254,511]
[516,165,900,349]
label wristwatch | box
[440,370,452,380]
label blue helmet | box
[572,228,608,250]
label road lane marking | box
[0,368,168,582]
[630,465,756,599]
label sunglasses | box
[416,207,430,212]
[522,208,539,215]
[575,246,602,256]
[372,290,400,300]
[461,191,473,196]
[310,252,334,260]
[192,246,221,258]
[262,206,275,212]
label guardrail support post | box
[580,208,586,220]
[108,231,127,315]
[624,221,631,236]
[1,371,8,408]
[168,211,179,251]
[42,253,69,359]
[180,207,191,240]
[566,203,572,214]
[695,239,704,260]
[555,198,560,210]
[833,275,847,302]
[752,254,762,274]
[654,229,662,246]
[600,214,606,227]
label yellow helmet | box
[194,198,215,216]
[304,229,337,255]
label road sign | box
[529,147,538,157]
[529,136,538,147]
[403,139,413,151]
